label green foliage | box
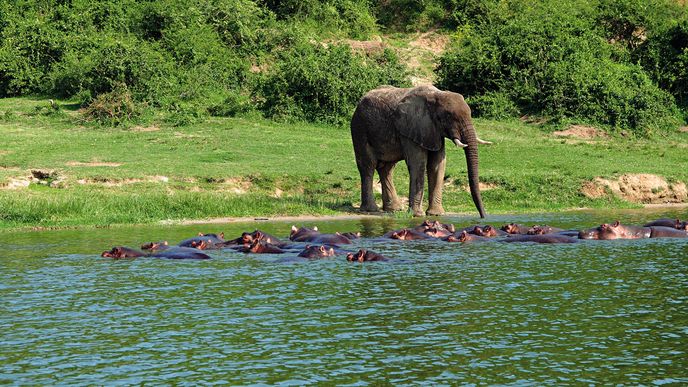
[467,91,520,120]
[81,84,140,126]
[257,41,409,125]
[437,0,684,135]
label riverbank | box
[1,98,687,232]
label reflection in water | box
[1,208,687,384]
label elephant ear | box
[394,94,441,151]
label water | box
[1,208,687,385]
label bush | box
[81,84,140,126]
[467,91,520,120]
[436,0,682,135]
[257,40,409,125]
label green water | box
[1,209,687,385]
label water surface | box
[1,208,687,385]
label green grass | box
[1,97,687,231]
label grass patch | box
[1,98,687,231]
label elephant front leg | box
[377,162,402,212]
[406,157,427,217]
[357,163,379,213]
[426,148,446,216]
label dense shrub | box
[259,0,376,38]
[81,84,140,126]
[257,41,409,125]
[437,0,683,135]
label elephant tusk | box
[477,137,493,145]
[452,138,468,148]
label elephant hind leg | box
[377,161,403,212]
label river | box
[1,208,687,385]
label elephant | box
[351,85,490,217]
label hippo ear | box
[163,241,169,246]
[319,246,326,252]
[394,94,442,151]
[219,232,224,240]
[612,220,620,227]
[291,225,298,233]
[447,224,456,233]
[313,226,318,231]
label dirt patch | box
[0,178,30,190]
[76,175,169,187]
[342,39,386,54]
[459,182,499,192]
[679,126,688,133]
[66,161,122,167]
[552,125,609,139]
[582,174,687,204]
[408,31,449,55]
[219,177,252,194]
[130,125,160,132]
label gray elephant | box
[350,85,490,217]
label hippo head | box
[458,230,471,242]
[299,244,335,258]
[140,241,168,251]
[346,249,367,262]
[190,240,211,250]
[481,225,499,237]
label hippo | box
[178,232,225,249]
[141,241,169,251]
[501,223,530,234]
[643,218,688,230]
[473,225,507,237]
[649,226,688,238]
[346,249,388,262]
[413,220,455,237]
[340,232,362,240]
[502,234,579,244]
[224,229,286,247]
[444,230,494,242]
[289,226,353,244]
[384,228,433,240]
[101,246,211,259]
[298,245,336,258]
[578,221,651,240]
[241,239,285,254]
[527,225,564,235]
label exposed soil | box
[552,125,609,139]
[66,161,123,167]
[408,31,450,55]
[130,125,160,132]
[582,174,687,204]
[219,177,252,194]
[679,126,688,132]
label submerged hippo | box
[101,246,211,260]
[289,226,353,244]
[444,230,494,243]
[578,221,651,240]
[502,234,579,244]
[178,232,225,249]
[346,249,388,262]
[297,245,336,259]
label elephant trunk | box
[459,121,486,218]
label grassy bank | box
[1,98,687,231]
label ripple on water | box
[1,212,688,384]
